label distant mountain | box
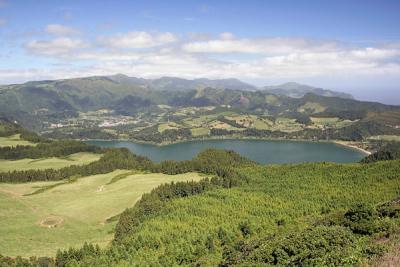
[108,74,257,91]
[263,82,354,99]
[1,75,398,133]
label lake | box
[86,139,367,164]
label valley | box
[2,1,400,265]
[0,77,399,266]
[1,76,399,149]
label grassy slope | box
[113,160,400,265]
[0,170,205,257]
[0,134,36,147]
[0,152,102,172]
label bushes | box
[361,142,400,163]
[217,115,246,128]
[113,149,252,242]
[130,125,192,143]
[55,243,101,267]
[319,202,397,236]
[114,168,248,243]
[0,254,55,267]
[377,198,400,218]
[5,158,400,266]
[225,226,360,266]
[361,150,395,163]
[343,204,382,235]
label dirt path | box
[373,245,400,267]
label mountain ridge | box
[263,82,354,99]
[1,74,354,99]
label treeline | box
[0,140,101,160]
[217,115,246,128]
[0,146,252,184]
[0,118,45,142]
[361,142,400,163]
[130,125,192,143]
[0,148,153,183]
[42,128,116,140]
[153,148,253,175]
[314,109,367,120]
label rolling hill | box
[0,76,398,142]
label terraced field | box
[0,170,205,257]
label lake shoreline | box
[83,136,372,155]
[331,141,372,155]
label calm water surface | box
[87,139,366,164]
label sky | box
[0,0,400,104]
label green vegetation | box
[0,148,152,183]
[0,170,205,257]
[0,134,36,147]
[190,127,210,137]
[369,135,400,142]
[0,152,101,172]
[361,142,400,163]
[0,76,399,144]
[101,160,399,266]
[157,122,182,133]
[0,87,399,266]
[297,101,327,113]
[4,157,397,266]
[0,140,101,160]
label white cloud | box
[182,37,339,55]
[25,37,88,56]
[219,32,235,40]
[98,31,177,49]
[11,30,400,86]
[45,24,80,36]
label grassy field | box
[158,122,182,133]
[0,134,36,147]
[368,135,400,142]
[0,170,206,257]
[272,117,303,132]
[0,152,102,172]
[297,102,326,113]
[190,127,210,137]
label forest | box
[1,157,399,266]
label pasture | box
[190,127,210,136]
[0,170,205,257]
[0,134,36,147]
[0,152,102,172]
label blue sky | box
[1,0,400,103]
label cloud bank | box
[1,24,400,86]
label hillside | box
[0,76,398,145]
[0,121,399,266]
[0,170,205,257]
[263,82,354,99]
[108,75,258,91]
[2,154,399,265]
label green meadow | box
[0,170,205,257]
[0,134,36,147]
[0,152,102,172]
